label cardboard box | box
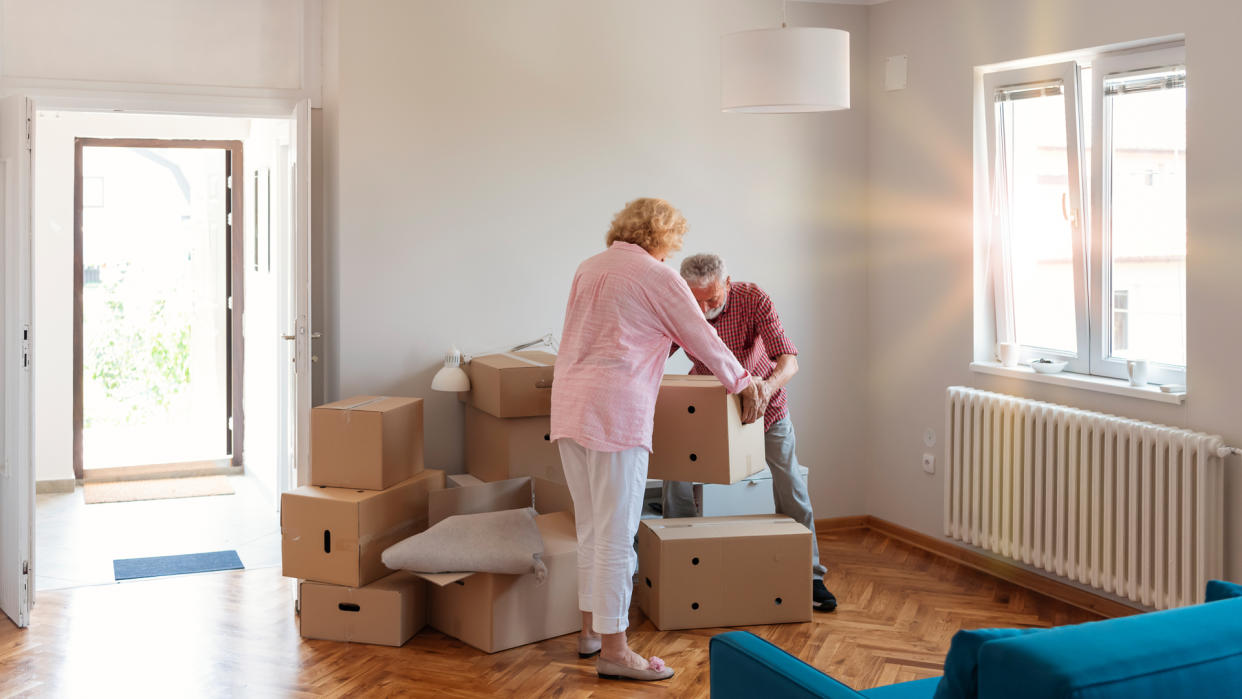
[648,375,766,485]
[299,571,427,646]
[282,469,445,587]
[415,476,580,653]
[635,515,812,631]
[458,351,555,418]
[463,405,564,483]
[311,395,425,490]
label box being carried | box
[281,469,445,587]
[458,351,556,418]
[463,405,564,483]
[299,571,427,647]
[649,375,766,485]
[311,395,425,490]
[635,514,812,631]
[415,476,579,654]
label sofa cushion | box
[932,627,1043,699]
[977,596,1242,699]
[1205,579,1242,603]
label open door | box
[286,99,313,489]
[0,95,34,628]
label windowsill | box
[969,361,1186,405]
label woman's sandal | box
[596,656,674,681]
[578,636,602,659]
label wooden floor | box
[0,526,1101,698]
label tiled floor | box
[34,473,280,591]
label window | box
[983,43,1186,386]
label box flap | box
[471,351,556,370]
[447,473,486,489]
[428,477,533,525]
[642,515,809,541]
[531,477,574,516]
[660,374,725,388]
[316,395,418,413]
[415,571,477,587]
[534,511,577,556]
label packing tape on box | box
[326,396,388,422]
[650,517,793,530]
[500,352,551,367]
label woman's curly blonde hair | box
[605,198,687,256]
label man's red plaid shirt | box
[676,281,798,432]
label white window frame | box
[1087,45,1187,387]
[984,61,1090,373]
[981,43,1186,387]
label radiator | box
[944,386,1226,609]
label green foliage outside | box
[85,265,192,427]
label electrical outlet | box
[923,428,936,447]
[921,453,935,474]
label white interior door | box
[287,99,313,489]
[0,95,34,628]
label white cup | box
[1127,360,1149,387]
[998,342,1020,367]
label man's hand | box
[740,376,771,425]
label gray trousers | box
[661,415,826,580]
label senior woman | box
[551,198,758,681]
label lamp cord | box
[782,0,788,28]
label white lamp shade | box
[431,366,470,392]
[721,27,850,113]
[431,347,471,392]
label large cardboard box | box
[415,476,580,653]
[635,515,812,630]
[649,375,766,484]
[311,395,425,490]
[299,571,427,646]
[463,405,564,483]
[458,351,556,418]
[282,469,445,587]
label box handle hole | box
[774,597,783,605]
[691,602,700,610]
[691,557,700,566]
[687,405,696,414]
[689,453,698,462]
[544,434,551,441]
[338,603,361,613]
[323,530,331,554]
[645,577,652,588]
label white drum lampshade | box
[721,27,850,113]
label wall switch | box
[923,428,936,447]
[921,453,935,474]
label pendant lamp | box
[721,9,850,114]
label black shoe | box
[813,580,837,612]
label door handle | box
[282,335,296,341]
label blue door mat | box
[113,550,244,581]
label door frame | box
[72,138,245,476]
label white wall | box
[326,0,872,517]
[1,0,314,98]
[33,112,252,481]
[864,0,1242,579]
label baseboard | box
[815,515,870,531]
[860,515,1143,619]
[35,478,76,494]
[83,458,241,483]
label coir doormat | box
[84,476,235,504]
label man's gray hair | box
[680,253,728,288]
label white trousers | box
[556,438,648,635]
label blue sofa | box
[710,581,1242,699]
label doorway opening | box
[34,110,297,591]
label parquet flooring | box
[0,526,1101,698]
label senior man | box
[663,253,836,612]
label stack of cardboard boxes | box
[459,352,565,484]
[285,368,815,652]
[283,396,444,647]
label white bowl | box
[1030,359,1067,374]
